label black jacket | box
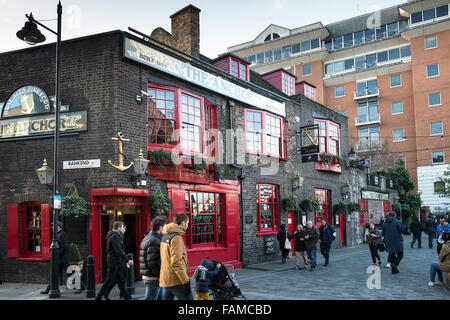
[410,220,423,235]
[193,258,220,293]
[106,230,129,266]
[425,218,437,234]
[57,230,71,264]
[288,230,307,252]
[139,231,163,278]
[276,228,290,251]
[382,216,407,253]
[319,224,336,243]
[304,227,320,250]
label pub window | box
[358,199,369,226]
[315,119,340,156]
[184,191,224,248]
[257,184,279,234]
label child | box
[193,258,221,300]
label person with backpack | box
[318,219,336,266]
[192,258,221,300]
[159,213,193,300]
[139,215,169,300]
[276,224,291,264]
[425,215,437,249]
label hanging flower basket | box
[60,187,92,218]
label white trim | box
[425,35,438,50]
[392,101,403,115]
[390,74,402,88]
[428,92,442,107]
[426,64,440,78]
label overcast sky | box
[1,0,407,58]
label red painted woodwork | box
[287,211,296,253]
[339,214,346,246]
[166,182,242,276]
[359,199,369,226]
[314,189,331,228]
[261,69,295,94]
[7,204,19,258]
[315,161,342,173]
[383,201,391,218]
[89,188,150,284]
[256,184,280,236]
[211,55,249,81]
[40,204,51,260]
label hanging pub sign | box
[0,85,87,140]
[298,123,319,162]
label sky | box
[1,0,407,59]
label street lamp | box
[18,1,63,299]
[35,159,54,186]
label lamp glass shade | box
[36,159,54,185]
[17,21,46,45]
[133,149,150,175]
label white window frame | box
[427,64,440,78]
[393,128,406,142]
[430,121,443,136]
[432,151,444,164]
[392,101,403,115]
[302,64,311,76]
[428,92,441,107]
[335,86,345,98]
[390,74,402,88]
[425,35,438,50]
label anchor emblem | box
[108,132,134,172]
[303,128,318,146]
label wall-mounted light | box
[35,158,54,186]
[292,173,304,190]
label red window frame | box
[282,72,295,96]
[257,184,279,235]
[359,199,369,226]
[245,109,288,160]
[184,190,225,249]
[147,83,218,158]
[230,57,248,81]
[383,201,391,218]
[314,189,331,226]
[314,119,340,156]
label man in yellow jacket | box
[159,213,193,300]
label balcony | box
[354,87,380,101]
[355,115,381,127]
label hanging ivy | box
[60,188,91,218]
[282,194,300,211]
[347,202,362,213]
[333,201,349,215]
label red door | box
[287,211,297,253]
[314,189,331,228]
[339,214,346,246]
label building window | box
[357,101,379,124]
[393,128,405,141]
[148,84,217,157]
[184,191,224,247]
[245,109,287,159]
[230,57,248,81]
[315,119,340,155]
[428,92,441,106]
[434,181,446,193]
[430,121,443,135]
[265,51,273,63]
[427,64,439,78]
[315,189,331,225]
[302,64,311,76]
[395,156,406,167]
[304,84,316,100]
[335,86,345,97]
[411,5,449,24]
[425,35,438,49]
[390,74,402,87]
[432,151,444,164]
[356,79,377,97]
[257,184,279,234]
[282,72,295,96]
[359,126,380,150]
[392,101,403,114]
[23,204,43,257]
[358,199,369,226]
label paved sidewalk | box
[0,235,448,300]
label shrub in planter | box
[149,188,172,217]
[299,196,319,214]
[282,194,299,211]
[70,243,83,264]
[60,188,91,218]
[347,202,361,213]
[333,201,348,215]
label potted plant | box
[282,194,299,211]
[333,201,348,216]
[70,243,83,267]
[60,187,91,218]
[299,196,320,219]
[319,152,332,163]
[149,188,173,217]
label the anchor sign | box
[302,129,318,146]
[108,132,134,172]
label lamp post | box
[18,1,63,299]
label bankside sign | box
[124,36,286,117]
[63,159,100,170]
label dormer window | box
[230,57,248,81]
[211,55,249,81]
[282,72,295,96]
[296,81,316,101]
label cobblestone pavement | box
[0,235,448,300]
[233,235,450,300]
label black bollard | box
[126,253,135,296]
[86,255,96,298]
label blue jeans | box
[430,262,443,283]
[161,284,193,300]
[307,249,317,268]
[144,279,162,300]
[320,242,331,264]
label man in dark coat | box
[139,215,169,300]
[95,221,134,300]
[410,217,423,248]
[318,219,336,266]
[425,215,437,249]
[276,224,290,264]
[382,212,408,274]
[40,221,71,294]
[304,221,319,271]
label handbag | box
[377,241,386,252]
[284,231,292,250]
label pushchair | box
[208,258,246,300]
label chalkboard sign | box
[264,235,276,255]
[63,215,87,243]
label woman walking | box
[277,224,291,264]
[366,223,382,266]
[289,224,308,270]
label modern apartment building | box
[228,0,450,214]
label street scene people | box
[318,219,336,266]
[159,213,193,300]
[289,224,308,270]
[40,221,71,295]
[425,215,437,249]
[277,224,291,264]
[304,221,319,272]
[382,212,408,274]
[428,231,450,290]
[139,215,170,300]
[437,217,450,255]
[366,223,382,266]
[192,258,221,300]
[95,221,134,300]
[410,217,423,248]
